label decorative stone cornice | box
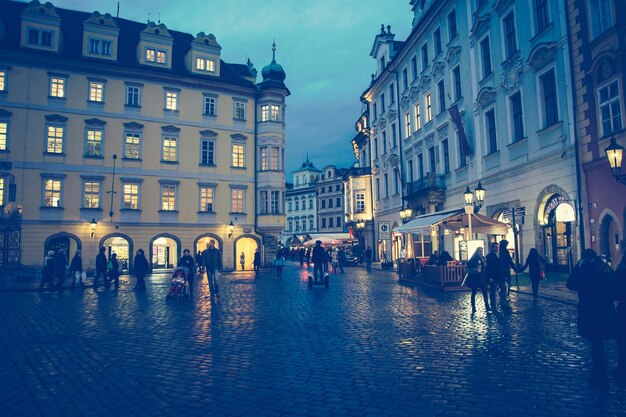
[500,56,522,91]
[528,42,557,71]
[431,61,446,80]
[446,46,462,66]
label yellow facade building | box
[0,1,289,271]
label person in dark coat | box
[437,250,454,266]
[299,248,305,266]
[107,253,120,290]
[616,252,626,384]
[337,247,346,274]
[202,240,222,300]
[427,250,440,266]
[54,249,68,291]
[133,249,149,291]
[518,248,545,301]
[195,251,204,275]
[312,241,326,281]
[466,247,490,314]
[69,250,83,289]
[39,250,55,290]
[567,249,617,388]
[485,242,509,311]
[93,247,108,289]
[178,249,195,294]
[499,240,516,296]
[253,249,261,276]
[365,246,372,270]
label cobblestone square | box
[1,264,624,417]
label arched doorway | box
[599,214,620,264]
[149,234,180,270]
[44,233,81,259]
[539,194,574,272]
[234,235,259,270]
[194,234,222,255]
[100,234,133,272]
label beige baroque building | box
[0,1,289,271]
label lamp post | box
[107,154,118,221]
[463,182,487,239]
[227,221,235,238]
[605,135,626,184]
[399,208,412,224]
[90,218,97,238]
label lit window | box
[271,191,280,214]
[0,178,4,206]
[85,129,103,157]
[196,57,215,72]
[270,105,280,121]
[46,126,64,154]
[235,101,246,120]
[232,144,244,167]
[270,147,279,170]
[425,93,432,122]
[415,103,421,131]
[162,136,177,162]
[0,70,5,91]
[231,189,244,213]
[261,105,269,122]
[161,185,176,211]
[157,51,166,64]
[599,80,623,137]
[126,86,141,107]
[123,183,139,209]
[0,122,7,151]
[83,181,100,208]
[204,96,216,115]
[50,77,65,98]
[165,91,178,111]
[405,113,411,138]
[260,190,268,214]
[89,81,104,102]
[43,179,62,207]
[145,48,155,62]
[124,133,141,159]
[199,186,214,212]
[200,139,215,165]
[261,147,269,170]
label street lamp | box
[464,182,487,239]
[605,135,626,184]
[227,221,235,238]
[356,219,366,229]
[399,208,412,223]
[90,218,97,238]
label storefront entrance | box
[599,214,621,264]
[101,235,132,272]
[235,236,258,270]
[540,195,574,272]
[150,235,179,270]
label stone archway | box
[233,234,261,271]
[194,233,223,255]
[100,233,134,272]
[149,233,181,270]
[44,232,82,259]
[598,209,622,264]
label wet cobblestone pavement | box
[1,263,624,416]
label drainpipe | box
[253,88,264,268]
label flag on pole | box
[448,104,472,157]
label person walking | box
[299,248,305,266]
[133,249,149,291]
[195,251,204,276]
[274,252,286,279]
[253,249,261,277]
[312,241,326,282]
[54,249,68,292]
[365,246,372,270]
[466,247,491,314]
[306,248,311,267]
[93,247,108,289]
[69,250,84,289]
[178,249,195,294]
[499,240,516,296]
[615,251,626,384]
[485,242,509,311]
[518,248,545,301]
[337,247,346,274]
[39,250,55,290]
[107,253,120,290]
[567,249,617,389]
[240,252,246,270]
[202,240,222,300]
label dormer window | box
[196,57,215,72]
[146,48,166,64]
[89,39,112,56]
[27,28,53,48]
[83,12,119,60]
[139,22,173,68]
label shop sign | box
[555,203,576,222]
[379,221,390,239]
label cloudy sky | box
[52,0,412,174]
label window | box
[448,9,458,39]
[374,138,379,159]
[405,113,411,138]
[503,12,517,59]
[270,147,279,170]
[434,28,442,56]
[486,109,497,154]
[302,221,306,231]
[204,96,216,115]
[379,56,386,72]
[27,28,53,47]
[161,185,176,211]
[411,56,418,80]
[0,122,7,151]
[309,199,313,209]
[83,181,100,208]
[235,101,246,120]
[46,126,64,154]
[231,189,244,213]
[381,93,386,112]
[329,218,334,228]
[391,124,397,147]
[408,159,414,183]
[126,86,141,107]
[124,133,141,159]
[402,68,408,91]
[510,92,525,142]
[356,193,365,212]
[336,197,341,207]
[0,178,3,206]
[589,0,613,40]
[459,134,468,168]
[421,43,429,70]
[541,69,559,127]
[271,191,280,214]
[43,179,61,207]
[389,83,395,104]
[295,199,300,211]
[89,81,104,102]
[261,147,269,170]
[123,183,139,209]
[442,139,450,174]
[376,178,380,201]
[425,94,432,122]
[429,147,436,173]
[438,80,446,113]
[165,91,178,111]
[0,70,5,92]
[85,129,103,157]
[270,105,280,121]
[382,132,387,154]
[328,198,333,208]
[162,136,177,162]
[260,191,269,214]
[415,103,421,131]
[480,37,492,78]
[309,219,314,229]
[321,199,326,209]
[393,168,399,194]
[196,57,215,72]
[535,0,550,33]
[453,66,462,102]
[288,200,292,212]
[199,186,214,212]
[418,154,424,178]
[201,139,215,165]
[322,218,327,229]
[383,173,389,198]
[145,48,166,64]
[232,144,245,167]
[89,39,112,56]
[295,220,300,231]
[337,217,341,229]
[288,220,293,231]
[261,105,269,122]
[599,80,623,137]
[146,48,155,62]
[49,76,65,98]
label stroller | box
[166,267,190,302]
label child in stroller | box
[166,267,190,302]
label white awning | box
[393,208,510,235]
[393,209,463,233]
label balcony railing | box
[406,173,446,197]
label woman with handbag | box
[466,247,490,314]
[518,248,545,301]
